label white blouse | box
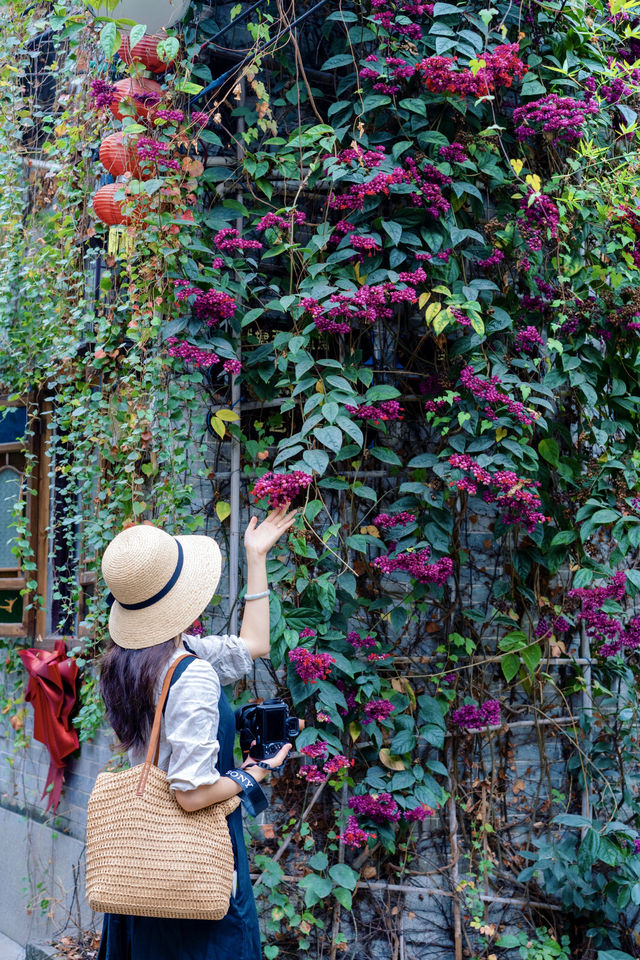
[129,633,254,792]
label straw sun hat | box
[102,524,222,649]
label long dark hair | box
[99,638,177,752]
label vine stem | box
[252,781,327,888]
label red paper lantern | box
[92,183,130,225]
[99,131,150,180]
[109,77,163,120]
[119,33,174,73]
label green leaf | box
[128,23,147,50]
[521,644,541,674]
[382,221,402,246]
[591,508,620,525]
[329,863,359,891]
[321,53,355,69]
[264,947,279,960]
[99,22,120,59]
[302,449,329,475]
[336,415,363,448]
[333,887,353,910]
[370,446,402,466]
[157,36,180,62]
[366,385,400,402]
[550,530,577,547]
[399,98,427,116]
[597,952,636,960]
[298,873,333,907]
[307,851,329,871]
[314,426,343,454]
[501,652,520,682]
[538,437,559,466]
[521,79,547,96]
[552,814,594,828]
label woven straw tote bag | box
[86,654,240,919]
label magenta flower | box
[362,699,395,725]
[223,358,242,376]
[323,755,354,775]
[166,338,219,369]
[300,740,328,760]
[349,792,401,823]
[339,815,376,848]
[451,699,501,730]
[288,647,335,684]
[374,548,453,586]
[251,470,313,508]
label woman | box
[96,504,298,960]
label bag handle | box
[136,653,193,797]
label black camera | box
[235,699,300,760]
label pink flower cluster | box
[174,280,236,327]
[90,78,117,109]
[155,108,185,123]
[374,547,453,585]
[517,191,560,252]
[223,358,242,375]
[302,281,419,334]
[439,142,468,163]
[345,400,404,423]
[298,754,354,784]
[568,571,638,657]
[515,325,545,354]
[451,699,501,730]
[359,54,417,95]
[349,235,382,258]
[373,511,415,529]
[513,94,598,145]
[363,699,395,724]
[419,44,526,97]
[329,157,451,218]
[448,453,548,533]
[166,337,219,368]
[299,627,316,639]
[349,792,401,823]
[256,211,306,231]
[535,615,569,638]
[347,631,377,649]
[459,364,537,425]
[328,144,386,169]
[213,228,262,254]
[251,470,313,508]
[477,249,504,268]
[339,815,377,849]
[137,137,181,171]
[288,647,336,684]
[190,111,209,127]
[300,740,328,759]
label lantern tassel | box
[108,226,134,258]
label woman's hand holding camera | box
[241,740,292,781]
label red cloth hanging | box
[19,639,79,812]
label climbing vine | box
[4,0,640,957]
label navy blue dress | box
[97,659,262,959]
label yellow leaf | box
[525,173,541,192]
[469,312,485,336]
[418,292,430,309]
[433,309,451,336]
[379,748,406,770]
[510,158,524,175]
[496,427,507,442]
[354,261,367,286]
[209,414,225,438]
[315,380,325,393]
[216,408,239,421]
[425,301,442,325]
[216,501,231,522]
[432,284,451,296]
[349,721,361,742]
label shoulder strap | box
[136,653,195,797]
[162,654,196,716]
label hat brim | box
[108,535,222,649]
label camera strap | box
[224,768,268,817]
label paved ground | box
[0,933,24,960]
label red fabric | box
[19,640,79,812]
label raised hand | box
[243,503,298,557]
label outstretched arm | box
[239,503,298,659]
